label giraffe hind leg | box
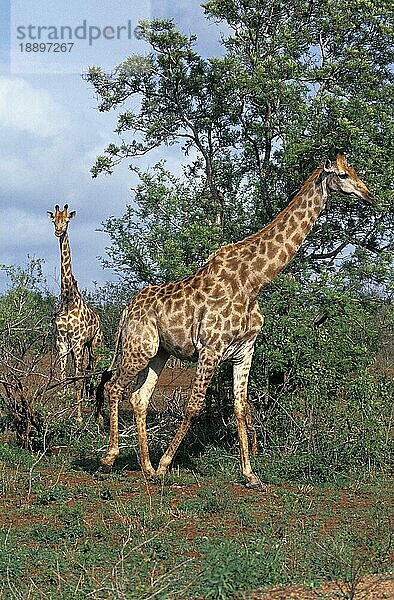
[100,359,153,470]
[101,324,160,470]
[130,349,169,476]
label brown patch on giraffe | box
[194,291,206,305]
[221,257,239,271]
[263,263,277,280]
[172,298,185,311]
[233,302,245,315]
[170,327,187,340]
[222,319,232,331]
[275,233,284,244]
[172,289,185,300]
[222,304,232,319]
[278,250,287,263]
[217,268,230,279]
[291,231,303,245]
[210,285,225,300]
[275,220,286,232]
[287,215,297,229]
[266,244,279,260]
[238,269,249,287]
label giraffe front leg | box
[74,350,85,423]
[233,348,263,489]
[56,335,68,381]
[156,348,219,477]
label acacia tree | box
[204,0,393,262]
[86,1,393,289]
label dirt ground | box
[252,575,394,599]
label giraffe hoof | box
[155,467,168,478]
[141,467,157,479]
[100,456,115,470]
[245,481,265,490]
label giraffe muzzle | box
[362,191,375,206]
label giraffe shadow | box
[72,450,142,475]
[73,396,235,476]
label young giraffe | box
[97,154,374,487]
[48,204,103,421]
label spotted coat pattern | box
[48,205,103,421]
[101,155,374,486]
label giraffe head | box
[323,154,375,205]
[47,204,76,237]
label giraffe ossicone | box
[48,204,104,422]
[97,154,374,487]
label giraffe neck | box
[215,166,328,297]
[59,233,80,304]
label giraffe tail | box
[95,370,113,422]
[95,304,127,423]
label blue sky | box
[0,1,223,294]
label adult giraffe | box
[97,154,374,487]
[48,204,103,421]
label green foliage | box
[250,274,392,478]
[86,4,393,288]
[0,547,23,578]
[0,259,58,450]
[178,484,231,515]
[198,537,286,599]
[37,484,70,505]
[0,442,35,466]
[0,258,55,357]
[100,164,225,286]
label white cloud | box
[0,77,78,195]
[0,77,91,197]
[0,76,70,137]
[0,207,51,251]
[0,74,189,292]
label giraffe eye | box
[338,173,349,179]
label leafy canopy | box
[86,1,393,289]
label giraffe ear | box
[47,211,54,219]
[323,159,334,173]
[336,153,347,167]
[69,210,76,219]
